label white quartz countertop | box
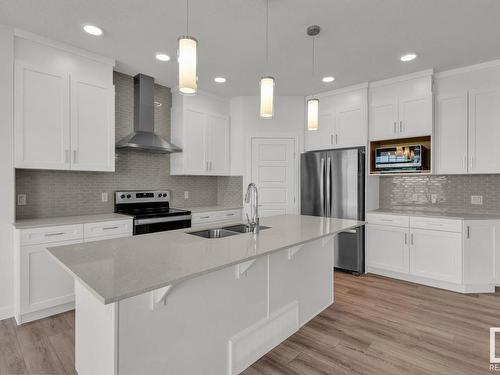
[188,205,243,213]
[13,213,133,229]
[48,214,364,304]
[369,209,500,221]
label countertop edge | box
[48,220,365,305]
[367,209,500,221]
[13,213,133,229]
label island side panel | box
[74,280,118,375]
[269,236,334,326]
[117,256,269,375]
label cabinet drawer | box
[410,216,462,233]
[192,212,220,225]
[20,224,83,246]
[366,213,409,228]
[216,209,242,221]
[84,220,133,239]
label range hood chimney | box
[116,74,182,153]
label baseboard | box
[0,305,13,321]
[15,301,74,325]
[366,268,495,294]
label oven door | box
[134,215,192,235]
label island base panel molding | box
[74,237,334,375]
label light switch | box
[184,191,189,200]
[431,194,438,204]
[471,195,483,205]
[101,192,108,202]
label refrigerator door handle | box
[320,158,325,215]
[326,157,331,217]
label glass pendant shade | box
[260,77,275,118]
[178,36,198,95]
[307,99,319,130]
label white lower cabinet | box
[366,213,497,293]
[409,228,462,284]
[366,225,409,273]
[15,218,132,324]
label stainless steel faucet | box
[245,183,260,234]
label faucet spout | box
[245,183,260,234]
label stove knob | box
[126,194,131,199]
[158,193,162,197]
[162,193,167,197]
[120,194,125,199]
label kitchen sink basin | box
[187,225,271,239]
[188,229,239,239]
[222,224,271,233]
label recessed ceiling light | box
[214,77,227,83]
[82,24,103,36]
[155,53,171,62]
[400,53,417,62]
[322,76,335,83]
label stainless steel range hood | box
[116,74,182,153]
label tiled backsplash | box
[380,174,500,214]
[15,72,242,219]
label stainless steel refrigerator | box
[300,147,365,274]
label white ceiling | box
[1,0,500,97]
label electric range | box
[115,190,191,235]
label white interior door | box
[250,138,297,217]
[70,78,115,171]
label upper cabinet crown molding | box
[434,59,500,79]
[305,82,369,100]
[368,69,434,89]
[14,33,115,172]
[14,28,115,67]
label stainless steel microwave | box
[375,144,429,173]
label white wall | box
[230,96,305,214]
[0,25,15,320]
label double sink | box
[188,224,271,239]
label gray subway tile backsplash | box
[15,72,242,219]
[379,174,500,214]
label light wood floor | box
[1,273,500,374]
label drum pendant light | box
[307,25,320,131]
[259,0,274,118]
[178,0,198,95]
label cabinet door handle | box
[206,161,209,171]
[330,134,334,144]
[410,233,414,245]
[210,161,212,171]
[73,150,77,164]
[470,156,474,170]
[467,226,470,239]
[399,120,403,133]
[404,233,408,245]
[394,122,397,134]
[103,226,119,230]
[226,213,235,216]
[335,134,338,144]
[45,232,65,237]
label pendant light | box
[178,0,197,95]
[307,25,320,131]
[259,0,274,118]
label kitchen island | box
[48,214,363,375]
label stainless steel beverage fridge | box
[300,147,365,274]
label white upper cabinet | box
[14,32,115,171]
[70,78,115,171]
[434,62,500,174]
[468,88,500,174]
[435,92,468,174]
[305,84,367,152]
[14,63,70,170]
[171,92,231,176]
[369,71,433,141]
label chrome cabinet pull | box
[410,233,414,245]
[200,216,210,219]
[45,232,65,237]
[404,233,408,245]
[226,213,235,216]
[73,150,77,164]
[394,122,397,134]
[467,226,470,239]
[330,134,334,144]
[335,134,338,144]
[103,226,119,230]
[399,120,403,133]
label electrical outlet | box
[412,193,418,202]
[431,194,438,204]
[471,195,483,205]
[184,191,189,200]
[101,192,108,202]
[17,194,27,206]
